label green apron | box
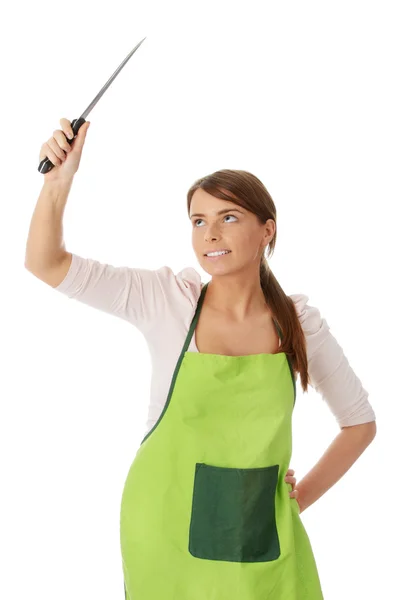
[120,282,324,599]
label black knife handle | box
[38,117,86,174]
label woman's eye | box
[194,215,237,227]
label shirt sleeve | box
[290,293,376,428]
[53,252,202,333]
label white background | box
[1,0,398,598]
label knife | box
[38,36,146,174]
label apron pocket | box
[188,462,280,563]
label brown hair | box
[186,168,310,394]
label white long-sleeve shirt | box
[54,253,376,436]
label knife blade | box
[38,36,146,174]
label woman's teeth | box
[205,250,231,257]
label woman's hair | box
[186,168,311,393]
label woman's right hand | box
[39,117,91,183]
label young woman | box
[26,120,376,599]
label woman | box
[26,120,377,599]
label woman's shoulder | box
[165,265,203,308]
[289,291,376,427]
[288,293,324,335]
[288,293,331,359]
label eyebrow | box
[190,208,244,219]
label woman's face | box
[189,188,275,275]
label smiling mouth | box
[204,250,232,258]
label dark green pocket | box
[188,462,280,563]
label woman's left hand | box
[285,468,302,512]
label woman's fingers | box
[284,469,297,497]
[284,469,300,506]
[45,129,72,165]
[285,476,297,487]
[40,140,61,165]
[285,468,296,491]
[60,117,74,141]
[47,136,67,163]
[53,129,72,153]
[39,117,91,182]
[285,469,295,484]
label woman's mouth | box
[204,250,232,261]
